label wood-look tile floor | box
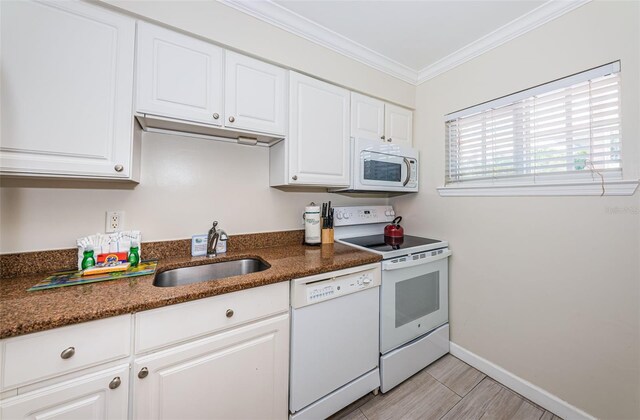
[329,355,562,420]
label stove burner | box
[339,234,443,253]
[384,235,404,249]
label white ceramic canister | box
[303,203,321,245]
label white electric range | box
[334,205,451,393]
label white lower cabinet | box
[1,315,131,391]
[0,364,129,420]
[0,283,290,420]
[132,313,289,420]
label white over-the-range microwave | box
[331,137,419,193]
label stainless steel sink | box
[153,258,270,287]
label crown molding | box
[219,0,419,84]
[220,0,591,86]
[417,0,591,84]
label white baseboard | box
[449,343,595,420]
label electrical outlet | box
[105,210,125,233]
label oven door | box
[380,252,449,354]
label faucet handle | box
[207,221,220,257]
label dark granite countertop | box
[0,236,381,339]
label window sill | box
[437,179,639,197]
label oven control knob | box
[336,211,343,220]
[363,276,372,285]
[385,210,391,216]
[344,212,350,219]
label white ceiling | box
[222,0,590,84]
[273,0,545,71]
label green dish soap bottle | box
[81,245,96,270]
[128,240,140,267]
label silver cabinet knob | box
[228,116,235,123]
[387,138,392,142]
[381,135,385,140]
[60,347,75,359]
[292,175,298,181]
[109,376,121,389]
[226,309,234,318]
[213,113,220,120]
[138,367,149,379]
[114,164,124,172]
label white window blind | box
[445,62,622,186]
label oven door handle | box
[402,158,411,186]
[382,250,451,271]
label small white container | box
[303,203,321,245]
[216,230,228,254]
[191,234,207,257]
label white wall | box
[0,0,416,253]
[392,1,640,419]
[0,132,387,252]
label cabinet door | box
[384,104,413,148]
[133,314,289,420]
[0,364,129,420]
[289,72,350,186]
[0,0,136,179]
[136,21,223,126]
[351,92,385,140]
[225,51,286,135]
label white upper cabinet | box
[135,24,286,140]
[351,93,385,140]
[0,0,139,180]
[136,21,224,126]
[350,92,413,147]
[285,72,350,187]
[385,103,413,148]
[224,51,286,135]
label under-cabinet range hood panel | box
[135,114,284,146]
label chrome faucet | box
[207,221,220,257]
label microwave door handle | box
[403,158,411,186]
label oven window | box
[364,160,402,182]
[395,272,440,328]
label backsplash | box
[0,230,304,279]
[0,132,387,254]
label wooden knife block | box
[321,228,334,244]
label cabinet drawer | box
[0,315,131,391]
[135,282,289,353]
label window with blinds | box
[445,62,622,186]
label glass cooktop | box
[339,234,444,253]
